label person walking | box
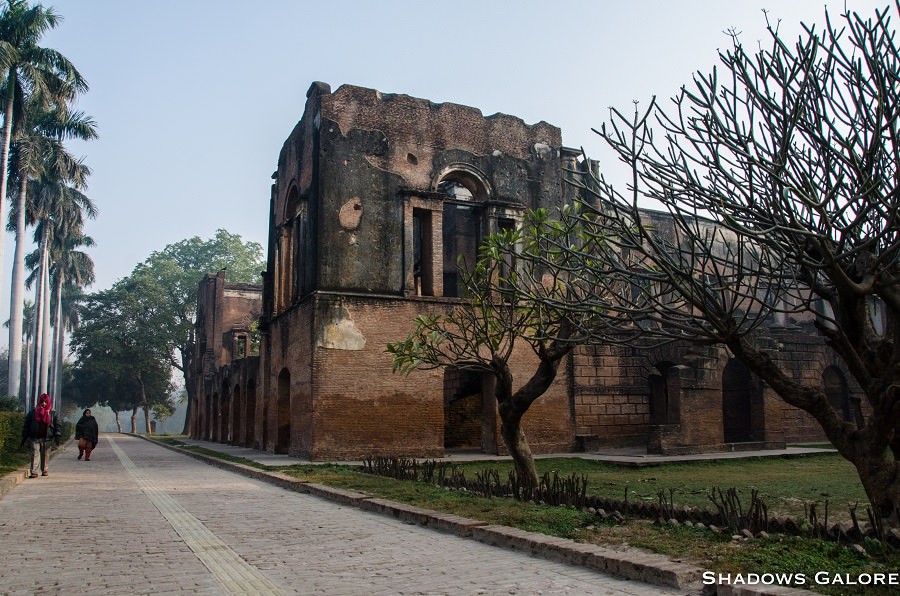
[21,393,62,478]
[75,409,99,461]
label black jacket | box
[22,408,62,442]
[75,416,99,444]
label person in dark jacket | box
[21,393,62,478]
[75,409,99,461]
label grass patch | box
[458,455,868,523]
[0,451,29,476]
[150,439,897,595]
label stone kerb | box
[140,436,705,591]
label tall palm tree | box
[0,0,87,313]
[6,97,95,398]
[48,230,94,400]
[24,174,94,401]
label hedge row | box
[0,411,25,456]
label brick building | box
[191,82,861,458]
[192,271,262,447]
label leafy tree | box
[0,0,87,313]
[6,97,96,400]
[68,276,174,434]
[513,7,900,528]
[388,224,593,484]
[128,229,264,433]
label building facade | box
[190,82,862,458]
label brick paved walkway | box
[0,434,684,595]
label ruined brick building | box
[190,82,862,458]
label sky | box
[0,0,890,345]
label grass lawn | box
[462,454,869,523]
[157,438,897,596]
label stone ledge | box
[471,524,704,590]
[299,482,370,506]
[0,439,70,501]
[359,498,488,537]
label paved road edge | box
[0,439,71,499]
[138,435,818,596]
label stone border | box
[0,439,71,499]
[146,436,830,595]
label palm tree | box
[0,0,87,312]
[4,296,32,407]
[48,230,94,400]
[24,174,95,401]
[6,97,96,398]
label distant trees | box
[68,275,175,434]
[67,230,264,433]
[0,0,95,407]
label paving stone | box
[0,434,687,595]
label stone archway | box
[648,361,677,425]
[444,368,491,451]
[206,392,215,441]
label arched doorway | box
[221,391,230,443]
[275,369,291,454]
[207,392,216,441]
[722,358,753,443]
[245,379,256,448]
[232,384,242,446]
[823,366,851,422]
[648,361,676,425]
[444,368,487,451]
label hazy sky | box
[0,0,889,343]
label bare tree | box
[518,6,900,527]
[388,227,593,484]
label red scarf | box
[36,395,51,425]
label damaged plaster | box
[317,302,366,350]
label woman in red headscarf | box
[21,394,62,478]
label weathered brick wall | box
[571,344,650,447]
[273,82,567,296]
[258,293,573,460]
[571,334,849,452]
[257,300,314,456]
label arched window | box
[438,171,488,298]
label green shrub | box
[0,411,25,456]
[0,395,23,412]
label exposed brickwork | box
[189,82,863,462]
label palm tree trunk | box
[0,70,17,308]
[39,240,52,397]
[52,271,65,402]
[7,181,29,399]
[22,339,31,410]
[30,242,45,406]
